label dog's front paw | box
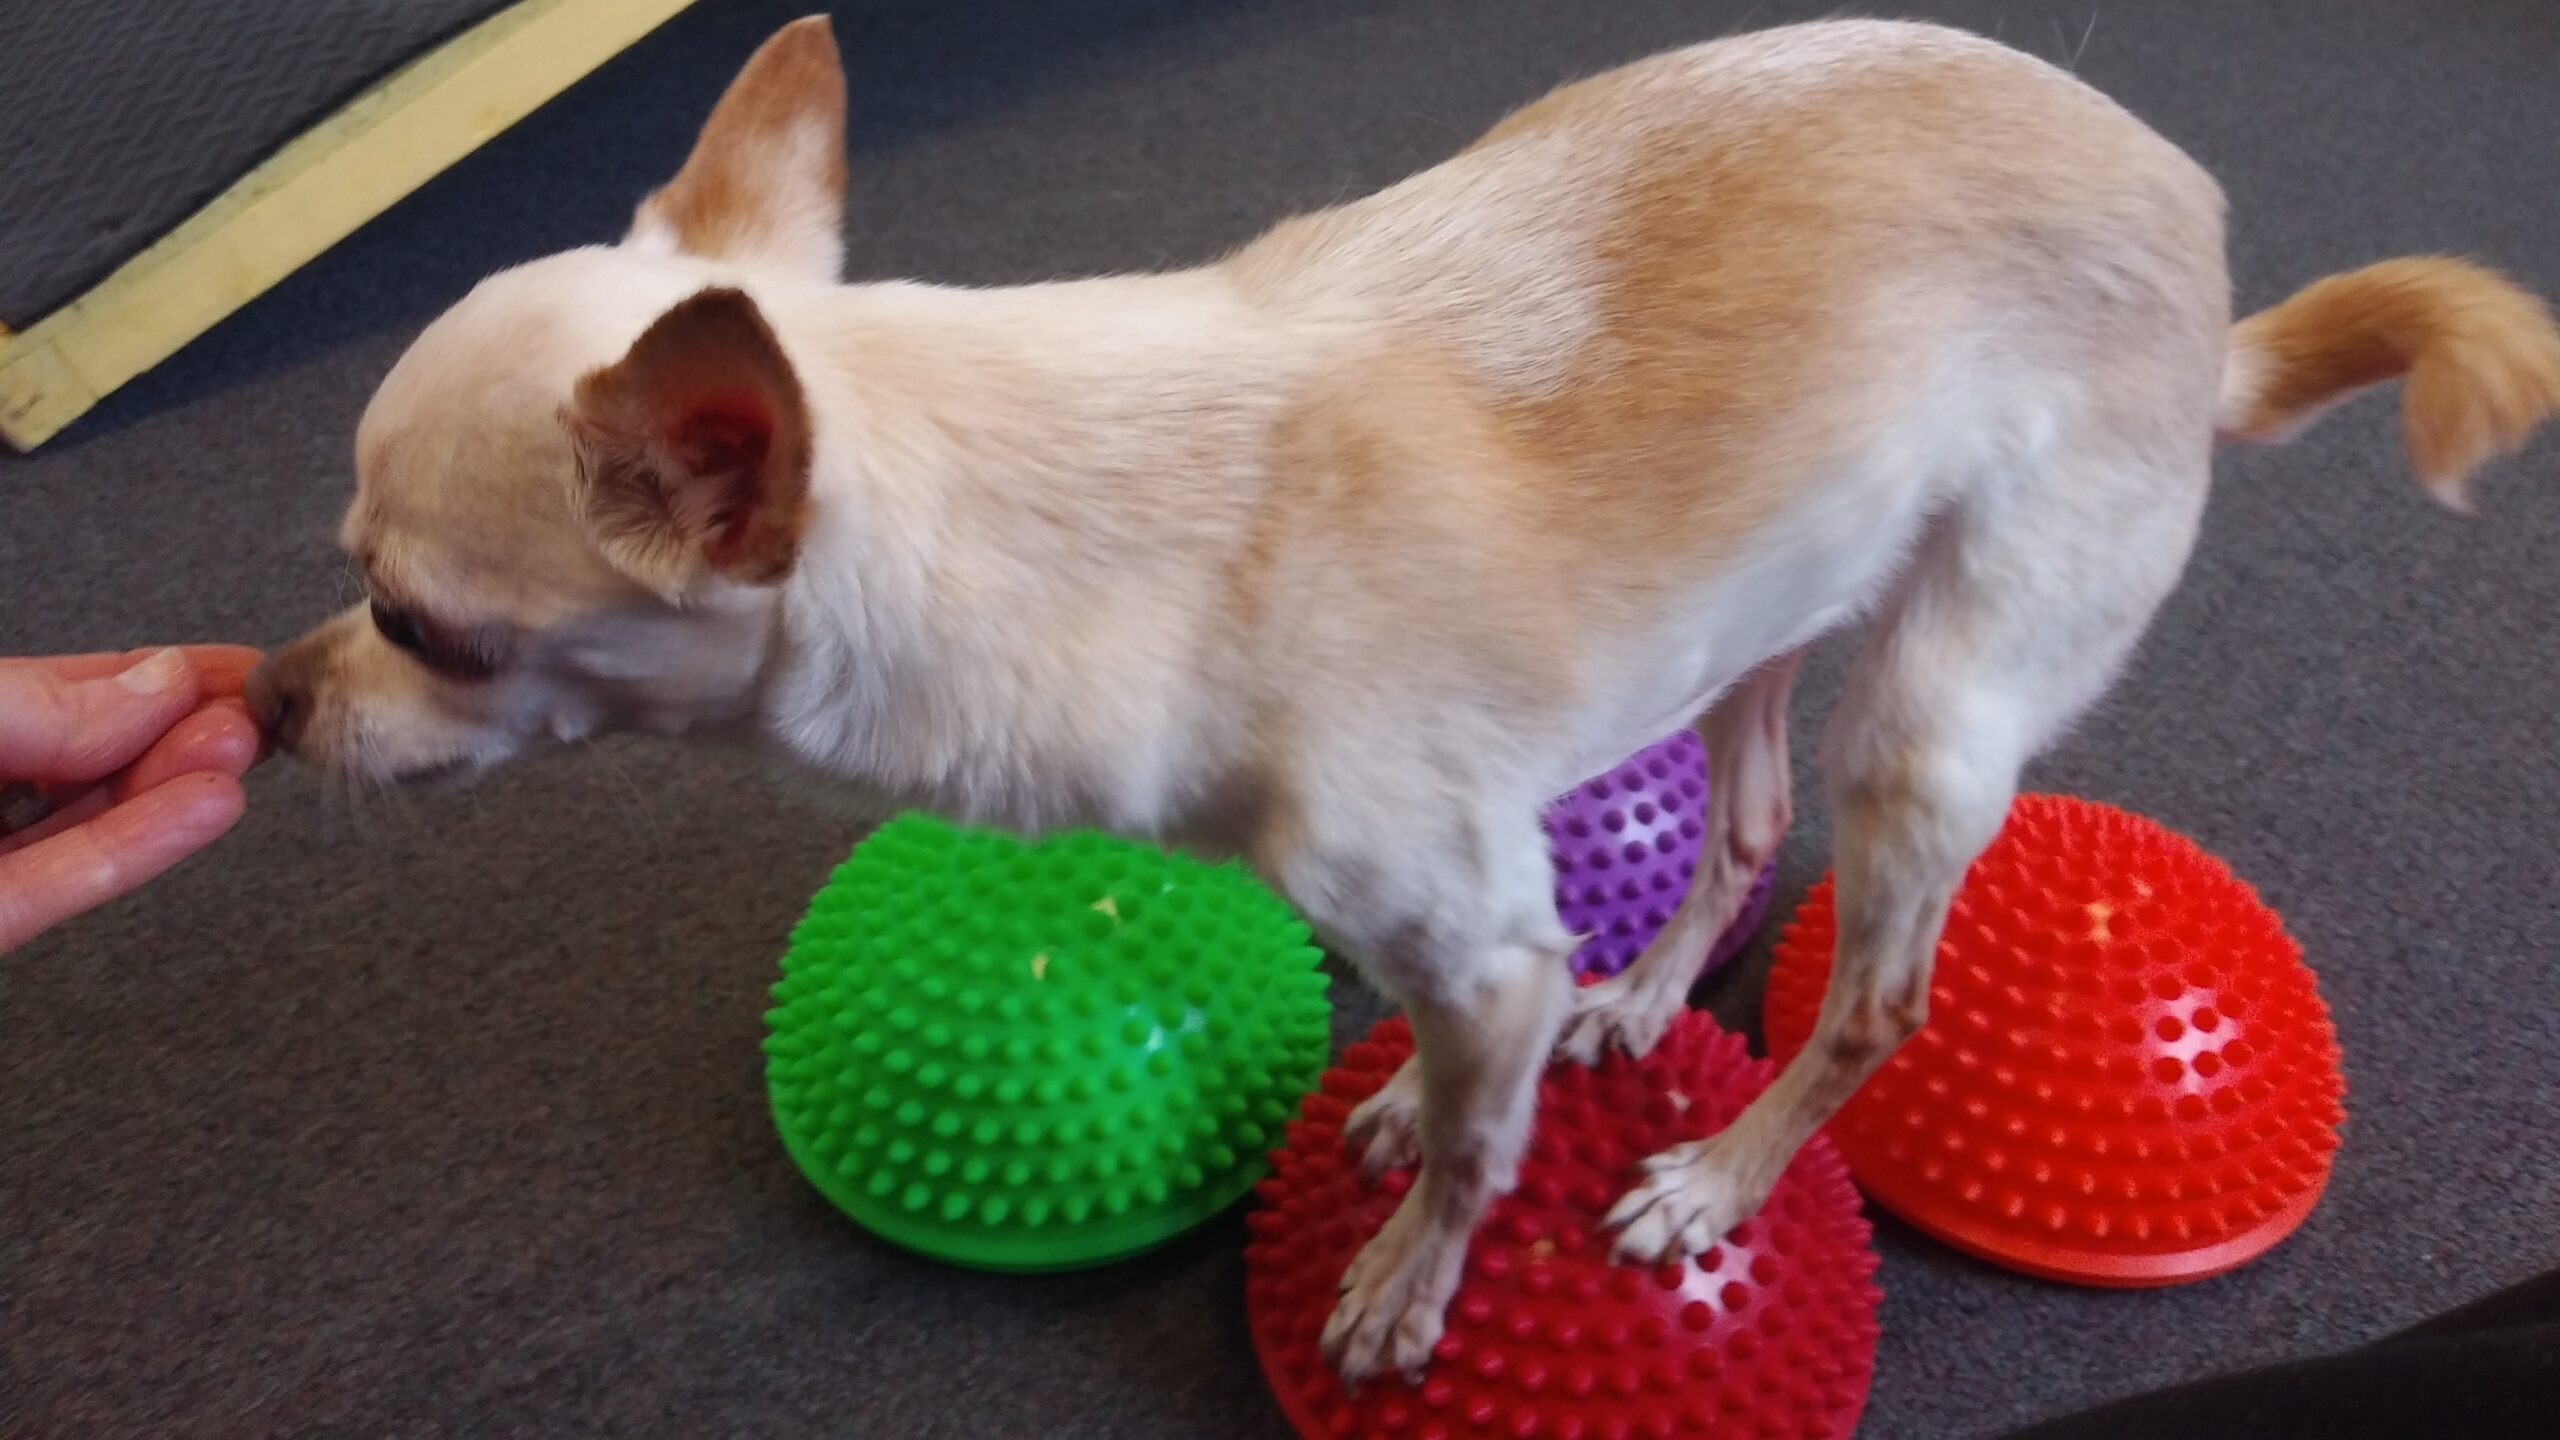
[1603,1134,1776,1264]
[1555,973,1679,1066]
[1343,1057,1424,1179]
[1321,1183,1468,1385]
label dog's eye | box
[371,598,501,681]
[371,598,428,657]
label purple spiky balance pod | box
[1546,730,1778,981]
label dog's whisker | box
[2070,8,2100,72]
[380,772,422,832]
[579,737,665,857]
[346,733,397,837]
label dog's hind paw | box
[1604,1133,1776,1265]
[1555,972,1681,1066]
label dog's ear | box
[565,287,813,596]
[629,16,847,281]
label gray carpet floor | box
[5,2,2557,1436]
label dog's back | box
[1224,20,2231,771]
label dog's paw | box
[1321,1184,1468,1385]
[1555,973,1679,1067]
[1604,1135,1774,1265]
[1343,1058,1424,1179]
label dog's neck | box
[746,269,1312,836]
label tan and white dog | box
[250,16,2560,1381]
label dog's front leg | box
[1322,929,1571,1381]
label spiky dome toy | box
[1764,794,2347,1287]
[1249,1013,1880,1440]
[1546,730,1776,981]
[766,813,1332,1271]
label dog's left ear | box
[565,287,813,596]
[629,16,847,281]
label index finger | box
[3,646,265,698]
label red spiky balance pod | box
[1764,794,2347,1287]
[1248,1014,1881,1440]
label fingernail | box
[116,647,188,693]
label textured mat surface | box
[4,1,2557,1437]
[0,0,510,324]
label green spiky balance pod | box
[765,814,1333,1271]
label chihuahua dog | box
[251,16,2560,1380]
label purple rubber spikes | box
[1545,729,1776,980]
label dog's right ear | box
[629,16,847,282]
[564,287,813,598]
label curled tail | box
[2218,256,2560,509]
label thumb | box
[0,648,205,787]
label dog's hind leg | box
[1558,651,1802,1064]
[1345,655,1800,1176]
[1608,432,2212,1263]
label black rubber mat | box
[0,0,513,326]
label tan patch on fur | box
[567,287,813,591]
[634,16,847,276]
[1494,115,1867,585]
[2220,257,2560,505]
[1528,44,2220,567]
[1258,345,1581,702]
[1235,27,2229,617]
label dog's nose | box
[244,655,308,753]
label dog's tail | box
[2217,256,2560,510]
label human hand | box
[0,647,267,952]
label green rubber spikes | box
[766,814,1332,1271]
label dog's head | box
[249,17,848,783]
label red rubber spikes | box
[1248,1013,1880,1440]
[1764,794,2347,1287]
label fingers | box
[5,645,264,700]
[0,648,268,950]
[0,649,206,787]
[0,771,247,953]
[3,701,265,853]
[188,647,264,700]
[0,785,112,859]
[117,700,266,797]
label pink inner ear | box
[673,392,775,478]
[668,393,776,549]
